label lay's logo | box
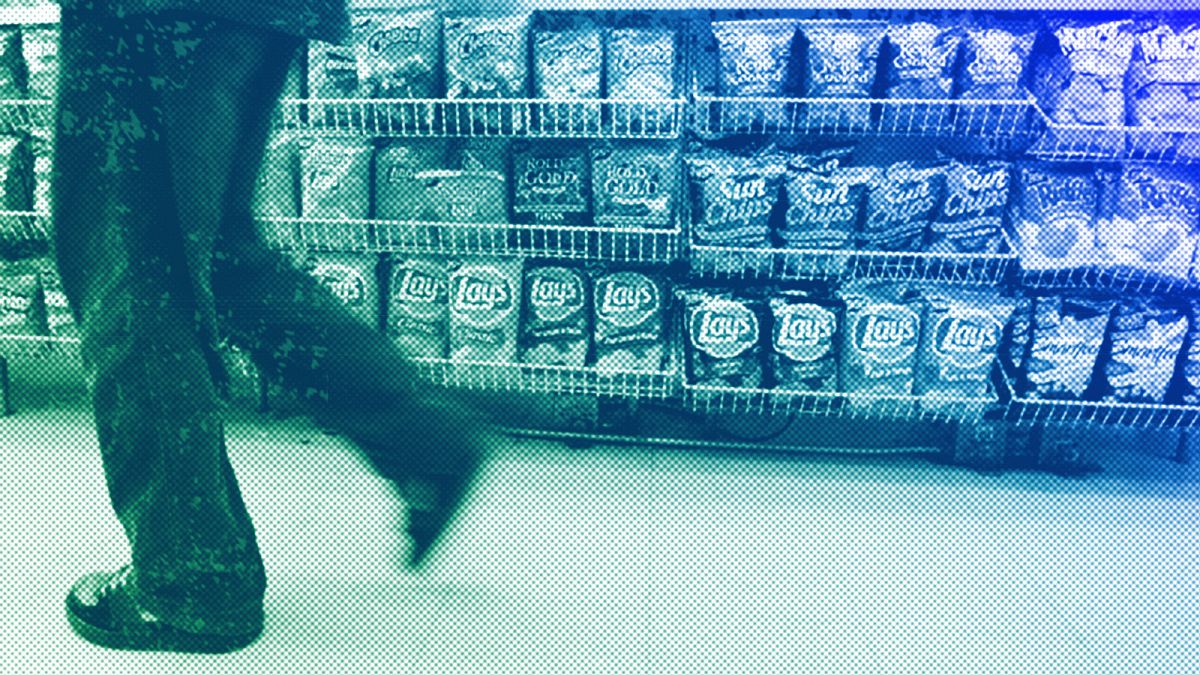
[696,311,754,344]
[530,277,582,308]
[0,291,31,313]
[778,310,834,349]
[369,25,421,53]
[396,268,441,304]
[690,298,758,360]
[857,314,917,350]
[453,275,511,312]
[314,264,366,307]
[598,280,654,316]
[852,303,919,365]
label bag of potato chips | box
[1033,19,1138,156]
[1128,22,1200,160]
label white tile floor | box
[3,404,1200,674]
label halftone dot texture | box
[2,0,1200,672]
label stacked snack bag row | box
[253,135,682,232]
[1007,293,1200,407]
[681,281,1013,415]
[303,8,1200,157]
[254,132,1200,286]
[301,252,673,372]
[307,10,680,106]
[683,281,1200,411]
[10,243,1200,415]
[684,139,1008,260]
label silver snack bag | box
[387,255,450,359]
[838,281,922,397]
[607,27,678,100]
[300,137,373,222]
[591,141,680,228]
[300,251,381,329]
[444,14,531,132]
[1128,23,1200,160]
[374,139,448,221]
[448,257,524,363]
[592,269,666,373]
[534,22,602,99]
[521,264,590,367]
[799,20,888,130]
[355,9,439,99]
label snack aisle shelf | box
[5,6,1200,478]
[6,1,1200,22]
[261,216,683,264]
[688,236,1017,284]
[279,98,686,139]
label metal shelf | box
[689,239,1015,285]
[0,99,53,132]
[684,381,999,423]
[1016,264,1195,296]
[690,95,1038,140]
[259,216,682,264]
[1028,100,1200,165]
[999,365,1200,430]
[274,98,685,139]
[0,335,679,399]
[411,357,679,400]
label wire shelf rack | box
[1028,100,1200,164]
[0,99,52,132]
[689,95,1038,140]
[1015,263,1195,296]
[688,239,1015,285]
[258,216,682,264]
[683,381,999,423]
[998,364,1200,430]
[411,357,679,400]
[0,335,679,399]
[274,98,685,139]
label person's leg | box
[54,11,265,648]
[162,30,489,562]
[152,11,490,564]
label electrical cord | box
[712,413,797,443]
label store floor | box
[3,403,1200,675]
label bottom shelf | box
[411,358,679,400]
[998,364,1200,430]
[1004,395,1200,430]
[6,333,1200,431]
[683,382,999,424]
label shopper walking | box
[53,0,489,653]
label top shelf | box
[7,2,1200,27]
[518,0,1200,8]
